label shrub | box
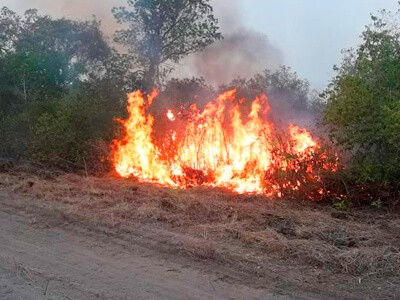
[0,80,124,173]
[324,9,400,192]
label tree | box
[160,77,214,108]
[0,7,21,56]
[219,66,313,113]
[15,10,112,85]
[323,8,400,182]
[0,7,129,169]
[113,0,222,90]
[266,66,310,111]
[0,8,114,113]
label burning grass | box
[112,89,338,197]
[0,169,399,280]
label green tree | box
[113,0,222,90]
[15,10,111,84]
[266,66,311,111]
[29,80,123,171]
[324,8,400,182]
[0,8,116,113]
[0,7,129,170]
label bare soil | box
[0,169,399,299]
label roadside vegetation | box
[0,1,400,207]
[1,169,399,290]
[323,9,400,207]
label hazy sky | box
[239,0,399,88]
[1,0,399,89]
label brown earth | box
[0,168,399,299]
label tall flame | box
[112,90,172,185]
[112,89,334,196]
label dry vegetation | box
[0,165,399,288]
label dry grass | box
[182,236,217,260]
[0,171,399,279]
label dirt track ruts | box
[0,207,293,300]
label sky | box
[1,0,399,89]
[239,0,400,88]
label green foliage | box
[334,198,348,211]
[0,81,123,172]
[324,8,400,183]
[0,7,21,55]
[266,66,311,111]
[0,7,130,172]
[113,0,222,89]
[370,199,383,209]
[0,7,116,112]
[29,82,123,171]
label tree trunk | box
[144,18,162,92]
[144,60,158,92]
[22,77,27,103]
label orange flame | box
[112,89,335,196]
[112,90,173,185]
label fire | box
[112,89,336,196]
[288,125,317,153]
[166,109,175,121]
[112,90,173,185]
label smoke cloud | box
[173,0,283,85]
[190,29,282,85]
[4,0,283,85]
[1,0,124,37]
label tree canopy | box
[0,7,128,169]
[113,0,222,89]
[324,8,400,182]
[0,7,114,113]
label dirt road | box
[1,172,399,299]
[0,209,289,300]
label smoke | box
[6,0,284,86]
[174,0,283,86]
[1,0,124,38]
[191,29,282,86]
[211,0,243,34]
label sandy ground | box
[0,208,288,300]
[0,170,399,299]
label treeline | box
[0,1,399,206]
[0,3,313,172]
[0,7,136,171]
[323,9,400,206]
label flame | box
[288,125,317,153]
[112,90,173,185]
[112,89,335,196]
[166,109,175,121]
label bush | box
[158,77,215,109]
[0,80,124,173]
[324,9,400,186]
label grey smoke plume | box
[174,0,283,85]
[6,0,283,85]
[191,29,282,86]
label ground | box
[0,167,399,299]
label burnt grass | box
[0,168,399,286]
